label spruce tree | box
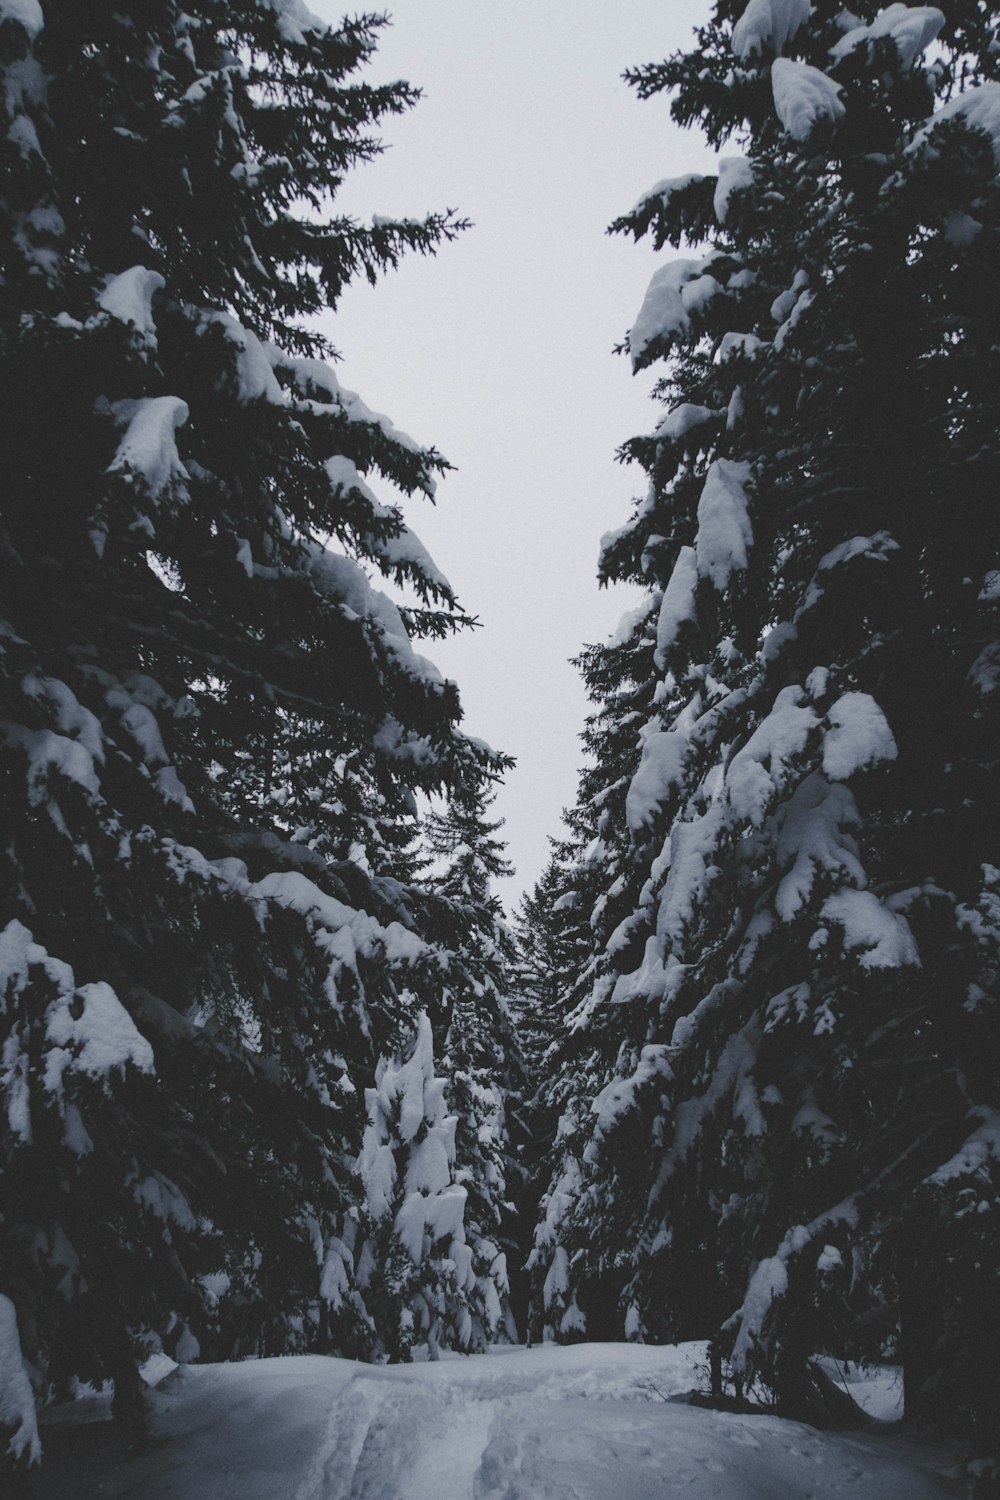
[537,0,1000,1474]
[525,617,667,1341]
[0,0,506,1455]
[421,791,522,1344]
[510,840,592,1084]
[355,1012,474,1362]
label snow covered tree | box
[524,621,669,1343]
[510,841,591,1082]
[420,791,521,1344]
[536,0,1000,1471]
[354,1012,476,1361]
[0,0,507,1455]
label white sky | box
[315,0,714,906]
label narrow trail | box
[31,1343,964,1500]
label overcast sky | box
[315,0,714,906]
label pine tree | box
[0,0,506,1455]
[537,0,1000,1473]
[524,619,667,1342]
[510,840,591,1083]
[355,1012,474,1362]
[421,791,522,1344]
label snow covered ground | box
[29,1342,963,1500]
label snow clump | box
[909,81,1000,168]
[0,0,43,39]
[629,258,723,369]
[771,58,846,140]
[0,1295,40,1467]
[830,5,945,69]
[110,397,189,498]
[714,156,755,223]
[655,545,698,668]
[821,692,897,780]
[731,0,810,61]
[97,267,165,343]
[695,459,753,591]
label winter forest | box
[1,0,998,1497]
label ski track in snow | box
[300,1373,498,1500]
[30,1343,963,1500]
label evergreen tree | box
[510,840,591,1083]
[355,1012,474,1362]
[421,791,522,1344]
[0,0,507,1458]
[524,618,667,1342]
[537,0,1000,1476]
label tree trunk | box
[899,1255,941,1426]
[710,1338,723,1399]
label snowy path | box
[31,1343,963,1500]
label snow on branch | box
[819,888,920,969]
[0,0,43,40]
[591,1044,672,1142]
[798,531,899,616]
[909,81,1000,169]
[306,544,445,688]
[262,0,329,46]
[654,546,698,670]
[199,311,285,404]
[0,1295,40,1468]
[821,691,897,781]
[714,156,755,224]
[929,1106,1000,1186]
[626,692,700,833]
[627,173,708,218]
[628,258,724,370]
[729,1198,858,1375]
[96,266,165,344]
[109,396,190,498]
[725,686,818,827]
[695,459,753,592]
[830,5,945,70]
[773,774,864,922]
[654,403,716,444]
[731,0,810,62]
[249,868,425,1016]
[0,920,154,1145]
[771,58,846,140]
